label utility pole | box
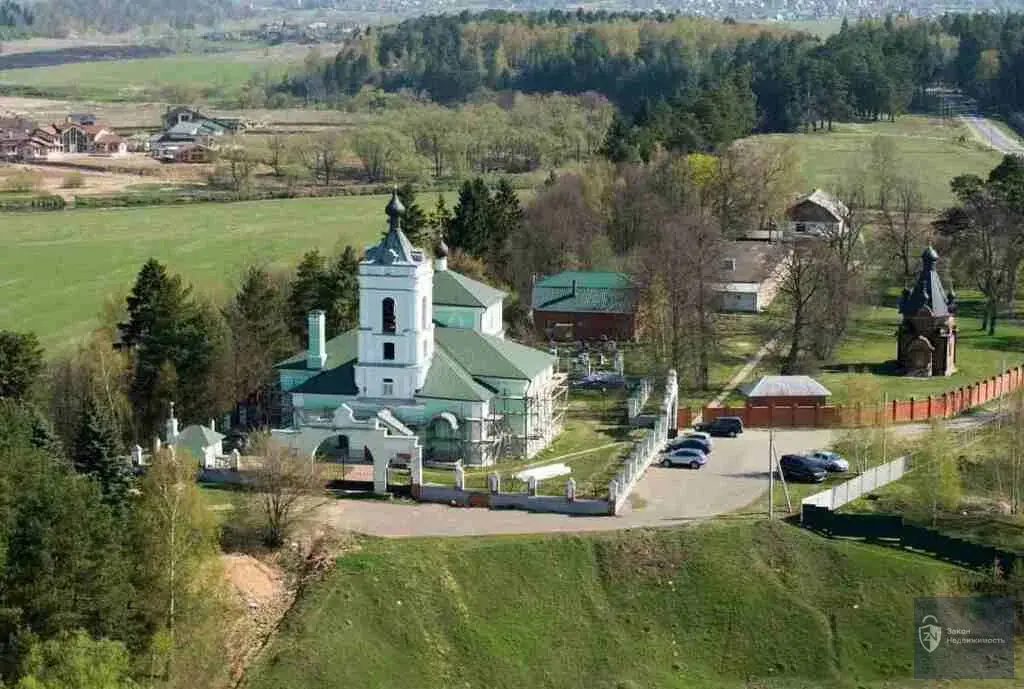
[768,427,775,520]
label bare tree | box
[881,176,927,279]
[298,131,345,187]
[870,135,898,211]
[247,437,326,548]
[265,133,289,177]
[774,240,829,374]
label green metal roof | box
[291,360,358,396]
[417,347,495,401]
[534,271,633,290]
[531,270,637,314]
[275,329,357,371]
[433,270,506,308]
[435,328,554,380]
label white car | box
[661,447,708,469]
[806,450,849,473]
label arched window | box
[421,296,428,329]
[382,298,396,333]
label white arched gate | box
[272,403,422,494]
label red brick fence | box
[677,366,1024,429]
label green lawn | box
[0,49,296,102]
[816,294,1024,404]
[422,391,637,498]
[748,115,1003,210]
[245,520,1009,689]
[0,195,395,353]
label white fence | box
[611,370,678,514]
[626,378,653,422]
[801,456,909,511]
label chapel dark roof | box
[899,247,950,318]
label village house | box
[531,271,639,341]
[53,113,126,155]
[712,241,789,313]
[151,107,242,162]
[0,116,61,160]
[742,375,832,407]
[271,193,567,488]
[785,188,848,238]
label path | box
[694,335,778,424]
[960,115,1024,156]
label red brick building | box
[531,271,638,341]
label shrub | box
[60,171,85,189]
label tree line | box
[277,12,1017,156]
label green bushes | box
[0,194,66,211]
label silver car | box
[806,450,849,473]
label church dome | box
[385,189,405,218]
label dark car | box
[778,454,828,483]
[694,416,744,437]
[665,436,712,455]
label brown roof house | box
[743,375,832,406]
[712,241,789,313]
[785,189,849,238]
[53,114,126,155]
[531,271,639,341]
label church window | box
[382,378,394,396]
[383,342,395,360]
[382,298,396,333]
[421,296,428,329]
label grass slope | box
[0,195,393,352]
[0,48,299,102]
[749,116,1002,210]
[245,521,1000,689]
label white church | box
[272,192,567,490]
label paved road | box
[317,428,835,537]
[961,115,1024,155]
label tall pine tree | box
[73,394,131,510]
[395,183,428,246]
[446,178,493,256]
[286,250,329,342]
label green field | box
[817,293,1024,404]
[749,116,1003,211]
[0,49,298,102]
[0,195,396,353]
[244,520,1016,689]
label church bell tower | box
[354,191,435,400]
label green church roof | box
[531,271,637,314]
[275,329,357,372]
[435,328,553,380]
[534,271,633,290]
[433,270,506,308]
[417,347,495,401]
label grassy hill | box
[0,195,395,352]
[747,116,1002,211]
[244,521,1012,689]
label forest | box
[277,11,1024,156]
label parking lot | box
[319,428,836,537]
[627,428,836,523]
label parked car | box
[694,416,744,437]
[666,436,711,455]
[778,454,828,483]
[661,447,708,469]
[805,450,849,473]
[684,431,712,445]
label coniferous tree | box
[73,394,131,509]
[446,178,493,256]
[488,178,522,271]
[429,193,453,242]
[0,330,43,400]
[327,246,360,336]
[286,250,328,342]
